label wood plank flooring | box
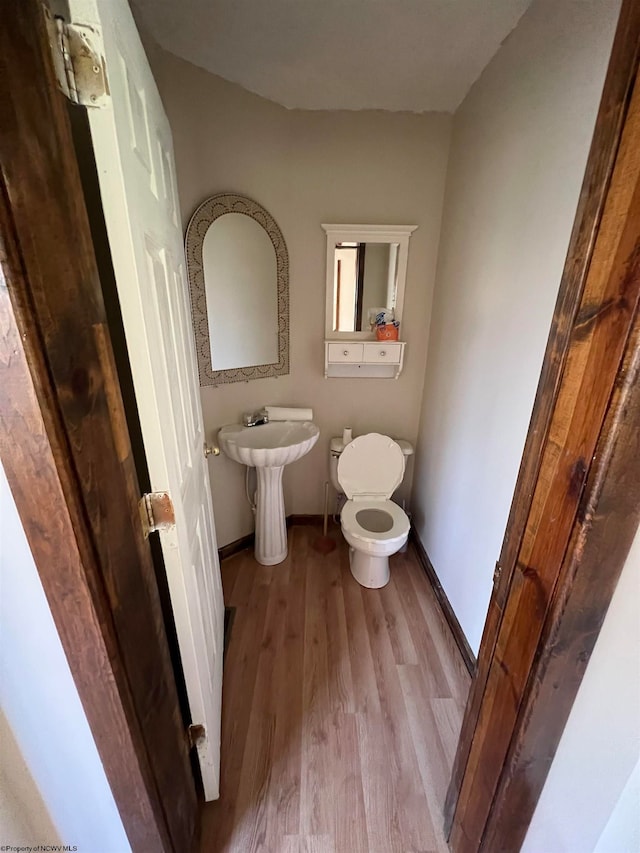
[201,525,470,853]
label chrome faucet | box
[242,408,269,427]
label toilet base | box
[349,546,390,589]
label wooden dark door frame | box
[0,3,197,851]
[355,242,366,331]
[446,2,640,850]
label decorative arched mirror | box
[185,193,289,386]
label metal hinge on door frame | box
[138,492,175,539]
[43,5,110,108]
[187,723,206,750]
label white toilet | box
[331,433,412,588]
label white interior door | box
[67,0,224,799]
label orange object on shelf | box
[376,324,399,341]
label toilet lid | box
[337,433,405,499]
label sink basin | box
[218,420,319,566]
[218,421,319,468]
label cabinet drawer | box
[363,342,402,364]
[327,343,364,363]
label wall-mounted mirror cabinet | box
[322,224,416,340]
[185,193,289,386]
[322,224,416,378]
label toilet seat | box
[341,497,409,546]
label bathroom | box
[136,0,615,641]
[163,64,448,550]
[2,0,639,851]
[137,0,635,848]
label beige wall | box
[362,243,390,316]
[0,709,60,846]
[151,49,451,546]
[410,0,620,653]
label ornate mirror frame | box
[185,193,290,386]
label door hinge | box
[493,560,503,587]
[187,723,206,749]
[44,6,109,108]
[138,492,175,539]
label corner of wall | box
[407,0,621,654]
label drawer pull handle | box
[343,350,349,356]
[380,350,386,356]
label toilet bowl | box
[335,433,411,588]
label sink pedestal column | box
[255,465,287,565]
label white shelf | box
[324,340,405,379]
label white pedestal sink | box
[218,420,319,565]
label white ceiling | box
[134,0,533,113]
